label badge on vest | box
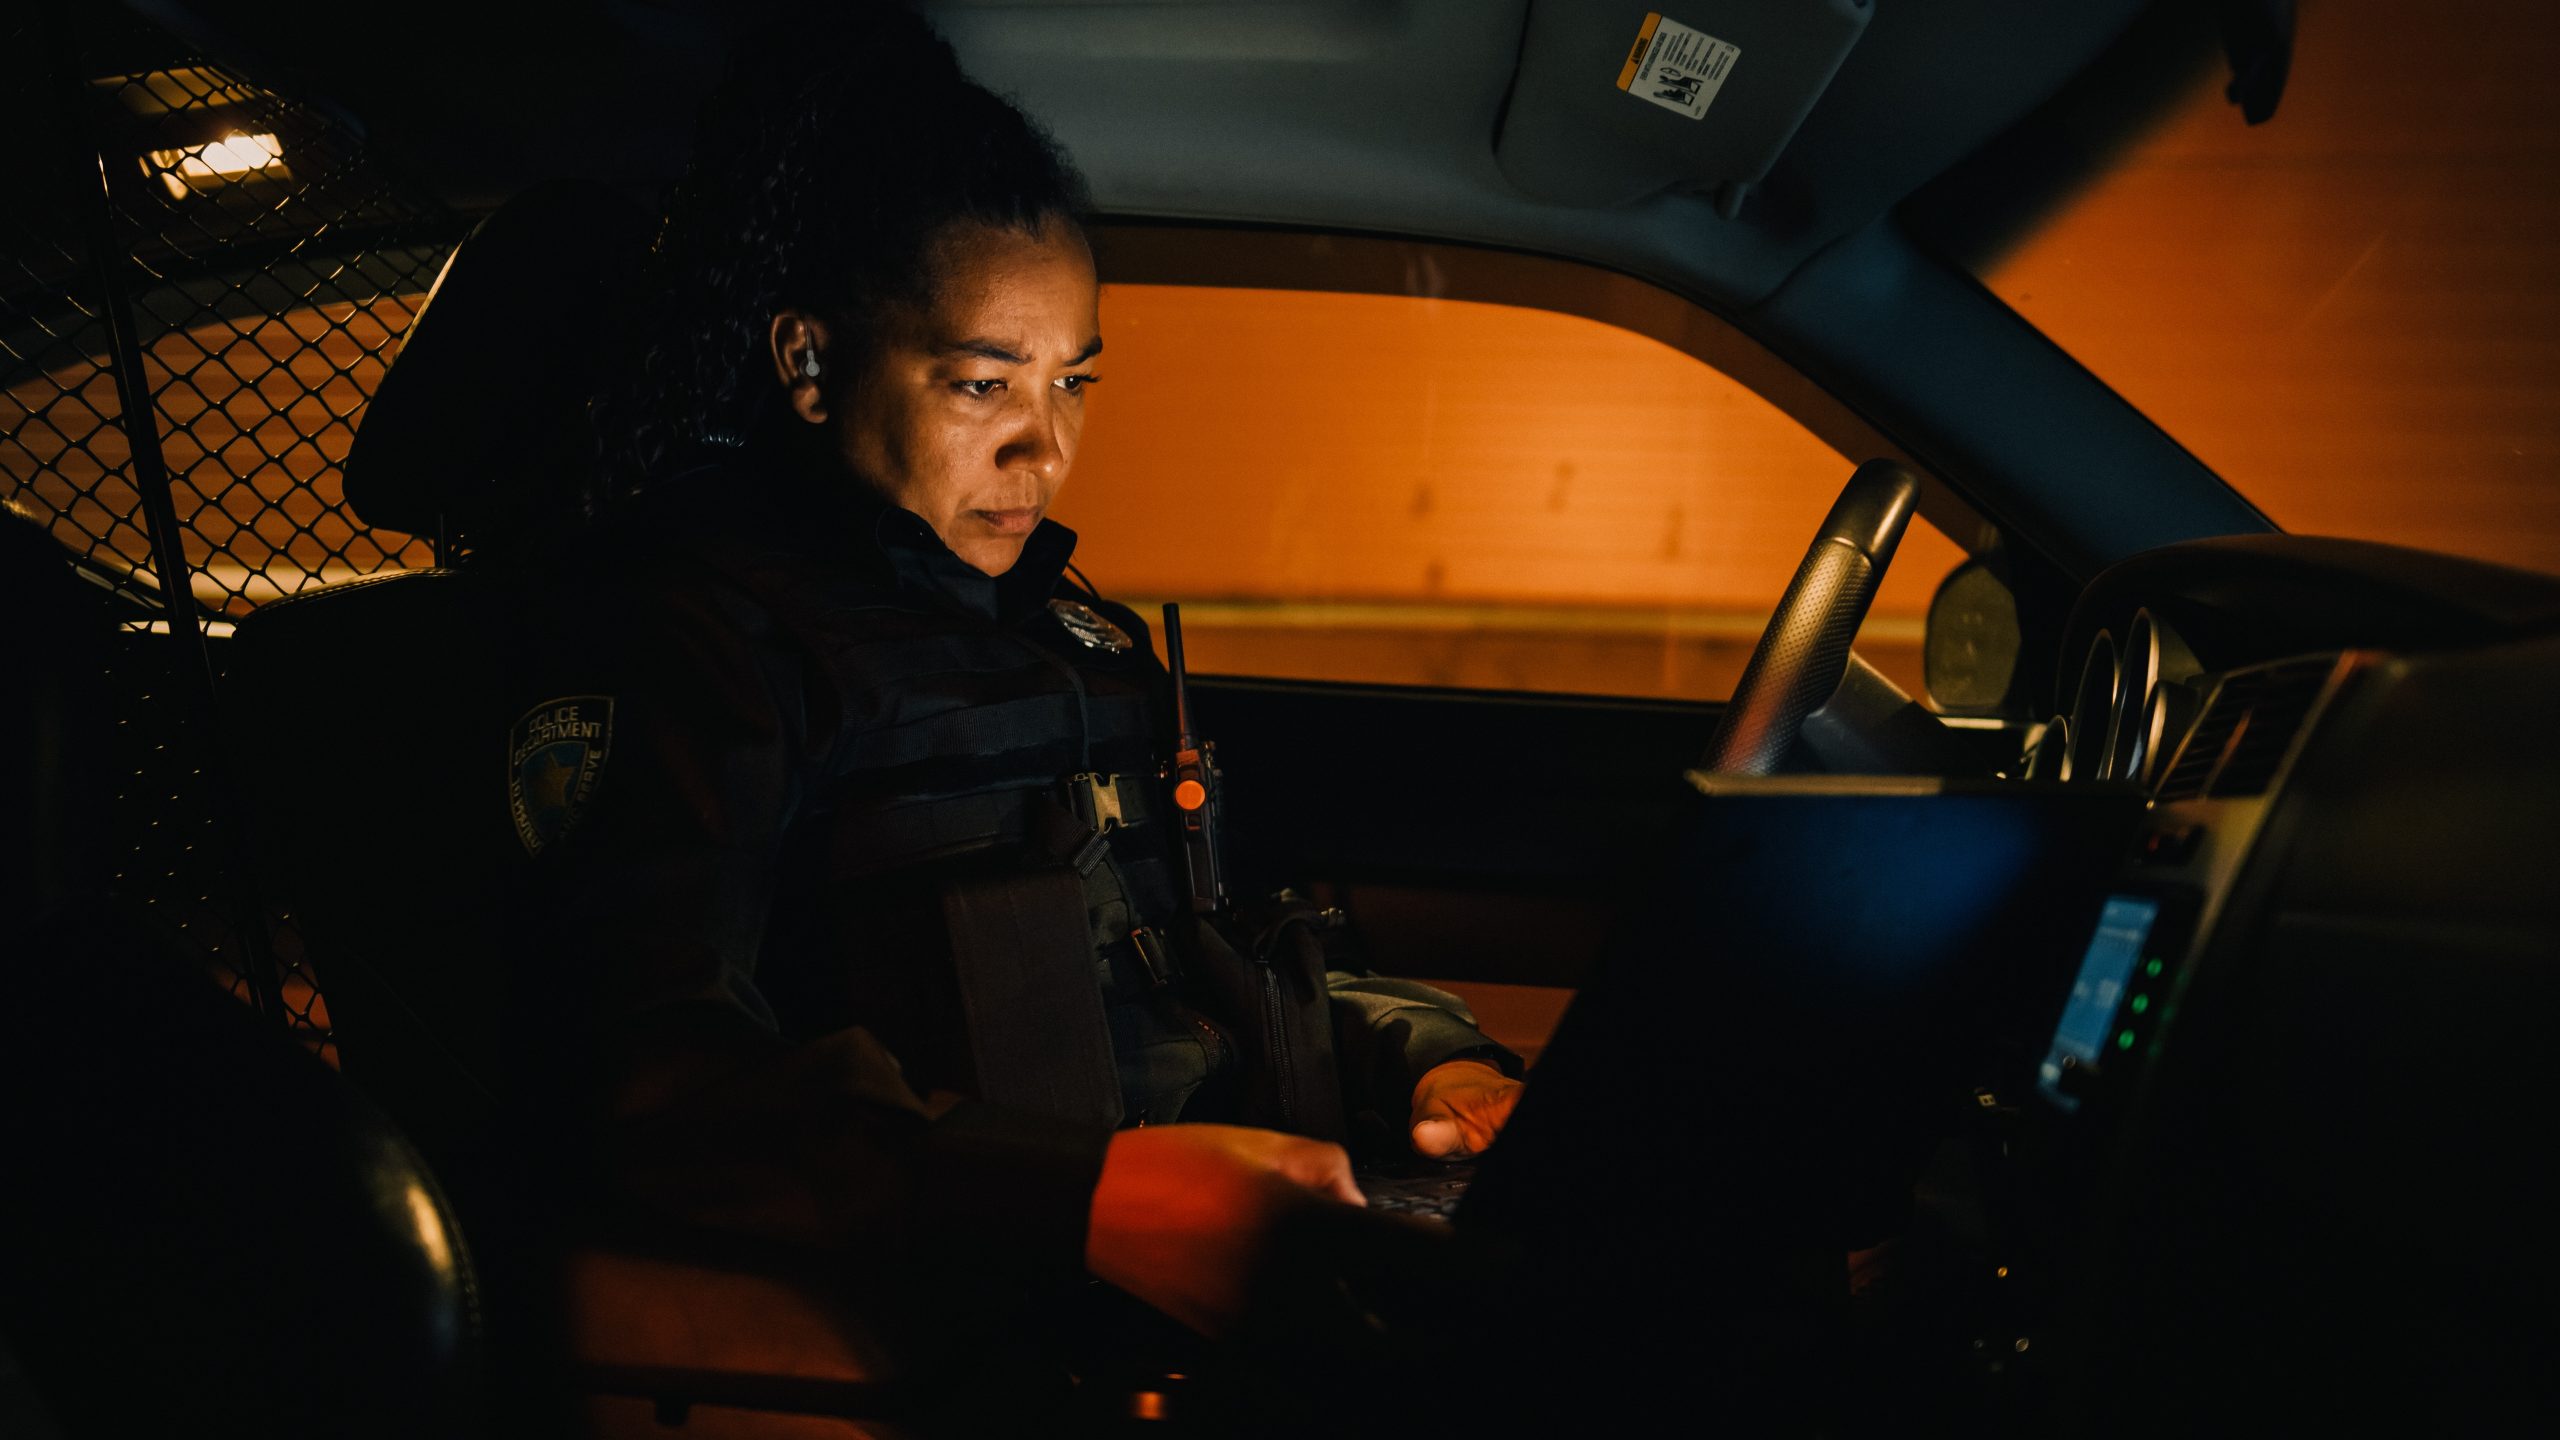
[1049,597,1134,654]
[508,695,614,857]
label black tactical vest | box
[655,482,1340,1138]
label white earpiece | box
[801,350,823,379]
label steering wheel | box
[1697,459,1922,775]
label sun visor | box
[1495,1,1872,210]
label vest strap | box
[825,776,1162,877]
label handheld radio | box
[1161,603,1229,914]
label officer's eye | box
[1055,373,1100,396]
[954,378,1005,398]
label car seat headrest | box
[346,179,652,559]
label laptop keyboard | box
[1355,1160,1477,1222]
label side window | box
[1055,283,1963,701]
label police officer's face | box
[776,217,1102,577]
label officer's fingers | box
[1410,1112,1465,1158]
[1458,1077,1526,1149]
[1322,1167,1369,1207]
[1273,1137,1366,1206]
[1432,1102,1503,1157]
[1411,1065,1519,1157]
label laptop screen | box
[1456,778,2146,1250]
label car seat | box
[0,511,484,1437]
[0,510,116,928]
[0,908,488,1437]
[223,179,643,1249]
[220,181,913,1436]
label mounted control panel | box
[2036,886,2198,1111]
[2028,791,2257,1122]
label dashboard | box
[2034,533,2560,790]
[2046,607,2200,787]
[2046,533,2560,761]
[1978,533,2560,1430]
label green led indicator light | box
[2144,958,2164,979]
[2130,994,2151,1015]
[2115,1029,2137,1051]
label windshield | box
[1975,0,2560,577]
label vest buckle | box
[1129,926,1177,989]
[1068,771,1125,833]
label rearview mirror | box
[1923,559,2022,715]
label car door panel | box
[1194,676,1717,988]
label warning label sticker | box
[1617,12,1740,122]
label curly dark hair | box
[596,2,1090,501]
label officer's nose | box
[998,391,1070,483]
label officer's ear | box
[769,310,832,425]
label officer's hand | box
[1408,1059,1522,1159]
[1085,1123,1365,1336]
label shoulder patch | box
[1049,597,1134,654]
[508,695,614,857]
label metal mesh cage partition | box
[5,9,462,613]
[4,5,473,1058]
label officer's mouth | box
[968,507,1043,535]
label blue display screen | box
[2038,894,2161,1110]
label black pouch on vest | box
[1187,904,1345,1142]
[941,867,1124,1129]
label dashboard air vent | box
[2154,701,2238,802]
[2153,656,2338,802]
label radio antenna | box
[1164,602,1197,747]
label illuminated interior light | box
[2143,957,2164,978]
[144,131,285,198]
[403,1181,454,1276]
[2115,1028,2137,1051]
[2129,993,2150,1015]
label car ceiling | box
[932,0,2162,312]
[126,0,2270,578]
[136,0,2151,310]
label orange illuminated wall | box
[1984,0,2560,576]
[1052,285,1960,698]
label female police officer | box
[537,3,1524,1344]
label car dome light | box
[143,131,285,198]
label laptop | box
[1242,779,2144,1429]
[1361,777,2141,1240]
